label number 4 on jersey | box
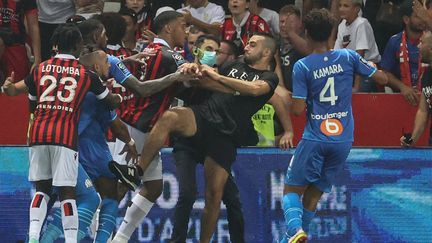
[319,77,338,105]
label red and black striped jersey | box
[106,45,138,115]
[221,13,269,51]
[105,45,138,141]
[121,39,186,132]
[0,0,37,45]
[25,54,109,150]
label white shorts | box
[29,145,78,187]
[108,139,128,165]
[127,124,162,182]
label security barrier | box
[1,147,431,242]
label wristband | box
[116,93,123,103]
[1,86,4,93]
[127,138,135,147]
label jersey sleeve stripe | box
[292,95,307,99]
[28,94,37,100]
[298,61,309,71]
[96,88,109,100]
[368,68,377,78]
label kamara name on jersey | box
[313,64,344,79]
[41,64,80,76]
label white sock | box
[29,192,50,240]
[61,199,78,243]
[113,194,154,241]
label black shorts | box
[187,107,237,172]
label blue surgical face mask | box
[199,50,217,67]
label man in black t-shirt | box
[401,32,432,147]
[110,33,279,243]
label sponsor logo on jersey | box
[172,53,186,66]
[116,62,129,75]
[320,119,344,136]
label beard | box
[244,52,263,65]
[409,22,425,33]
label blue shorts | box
[284,139,352,193]
[76,164,98,201]
[79,139,115,181]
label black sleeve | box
[260,71,279,93]
[22,0,37,12]
[88,71,109,100]
[421,67,432,89]
[24,69,37,100]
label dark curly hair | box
[304,9,335,42]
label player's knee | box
[205,186,224,204]
[158,110,178,129]
[140,180,163,202]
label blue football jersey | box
[292,49,377,142]
[78,93,116,165]
[108,55,132,84]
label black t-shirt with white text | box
[280,43,304,91]
[421,66,432,113]
[192,61,279,145]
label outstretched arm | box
[200,65,272,96]
[268,93,294,149]
[110,117,138,163]
[122,71,197,97]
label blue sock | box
[40,209,62,243]
[76,190,101,241]
[302,208,316,233]
[282,193,303,237]
[94,198,118,243]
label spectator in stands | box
[221,0,270,52]
[121,0,154,49]
[381,0,427,106]
[334,0,381,92]
[249,0,280,35]
[75,0,104,19]
[185,26,206,62]
[37,0,75,61]
[278,5,308,92]
[119,7,141,51]
[401,31,432,147]
[0,0,41,82]
[217,40,240,67]
[413,0,432,31]
[177,0,226,36]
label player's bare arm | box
[370,69,389,86]
[291,98,306,116]
[400,94,430,147]
[110,117,138,163]
[122,71,198,98]
[268,93,294,149]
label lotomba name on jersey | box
[41,65,80,76]
[36,104,74,112]
[313,64,344,79]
